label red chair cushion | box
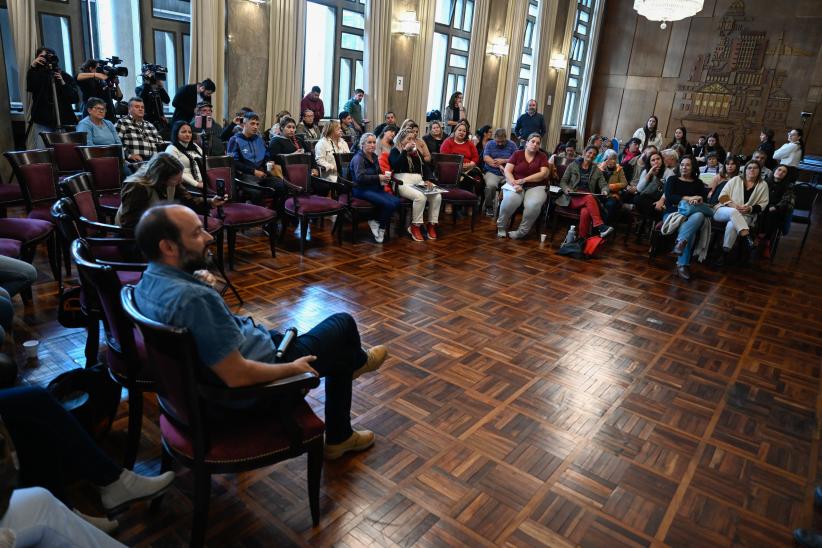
[220,203,275,226]
[0,238,21,258]
[98,194,121,209]
[0,218,52,243]
[443,188,477,201]
[28,206,54,223]
[201,216,223,234]
[116,270,143,286]
[0,183,23,204]
[285,196,344,215]
[159,400,324,464]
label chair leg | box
[351,211,359,243]
[307,440,323,527]
[46,233,59,281]
[214,230,225,271]
[85,316,100,368]
[337,214,343,246]
[267,221,277,258]
[124,389,143,469]
[190,466,212,548]
[60,233,71,277]
[471,202,477,232]
[150,448,173,511]
[300,216,307,255]
[227,229,236,270]
[800,223,811,255]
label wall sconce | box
[392,11,421,36]
[487,37,509,57]
[549,53,567,71]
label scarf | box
[174,142,202,183]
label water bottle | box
[564,225,577,244]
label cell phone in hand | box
[216,178,226,198]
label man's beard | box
[180,246,211,273]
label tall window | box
[562,0,594,127]
[303,0,365,119]
[0,4,20,109]
[427,0,473,114]
[140,0,191,100]
[513,0,539,123]
[82,0,143,100]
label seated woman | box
[549,140,577,169]
[268,116,308,156]
[314,120,350,182]
[694,132,726,165]
[377,124,399,157]
[598,149,628,223]
[633,151,666,223]
[660,148,680,180]
[758,165,793,257]
[594,136,613,164]
[497,133,550,239]
[422,121,446,154]
[389,128,442,241]
[76,97,121,146]
[115,152,223,230]
[165,121,204,189]
[475,125,493,162]
[439,121,481,190]
[349,133,402,244]
[557,145,613,239]
[707,155,741,205]
[662,156,708,280]
[619,137,642,182]
[399,119,431,163]
[295,109,321,141]
[713,160,769,264]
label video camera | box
[141,63,168,82]
[95,56,129,79]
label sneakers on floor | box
[485,207,495,217]
[497,228,508,238]
[408,224,425,242]
[597,224,614,238]
[324,430,375,460]
[294,222,312,241]
[100,469,176,515]
[508,230,525,240]
[376,228,385,243]
[354,345,388,379]
[426,223,438,240]
[367,220,381,241]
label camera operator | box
[76,59,122,123]
[135,65,170,136]
[25,47,80,149]
[172,78,215,125]
[191,102,225,157]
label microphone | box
[275,327,298,361]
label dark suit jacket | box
[171,84,198,124]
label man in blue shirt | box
[133,204,388,459]
[513,99,546,143]
[482,129,518,216]
[227,111,285,205]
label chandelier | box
[633,0,704,29]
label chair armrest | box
[95,260,148,271]
[197,372,320,402]
[234,178,275,195]
[79,217,126,235]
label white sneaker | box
[376,228,385,243]
[508,230,524,240]
[328,215,338,226]
[497,228,507,238]
[294,222,312,240]
[367,219,381,240]
[100,469,176,515]
[74,509,119,534]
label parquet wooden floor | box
[9,210,822,547]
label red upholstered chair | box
[333,152,378,242]
[40,131,88,175]
[4,149,59,222]
[0,238,21,259]
[279,153,346,254]
[430,152,479,232]
[59,172,127,238]
[121,286,323,547]
[72,239,151,469]
[76,144,125,214]
[204,156,277,270]
[0,172,24,217]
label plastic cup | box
[265,161,275,173]
[540,234,547,243]
[23,340,39,360]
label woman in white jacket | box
[713,160,769,259]
[314,120,350,182]
[632,116,664,151]
[772,128,804,183]
[165,120,204,189]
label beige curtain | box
[7,0,37,114]
[265,0,307,128]
[492,0,528,129]
[464,0,489,127]
[189,0,227,123]
[364,0,392,126]
[406,0,436,123]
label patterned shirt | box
[115,115,164,160]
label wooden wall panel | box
[586,0,822,155]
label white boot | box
[99,469,175,514]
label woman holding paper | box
[389,128,442,241]
[557,145,613,239]
[496,133,552,239]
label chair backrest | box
[50,198,82,250]
[3,149,58,207]
[60,172,101,223]
[279,153,312,193]
[334,152,354,178]
[793,183,818,212]
[73,240,144,380]
[430,153,464,186]
[121,285,200,427]
[204,155,236,198]
[76,145,124,193]
[42,132,88,173]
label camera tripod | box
[200,187,243,305]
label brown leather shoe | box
[426,223,438,240]
[676,265,691,280]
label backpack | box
[558,239,585,259]
[583,236,606,258]
[558,236,606,260]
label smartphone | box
[194,115,213,130]
[216,178,226,198]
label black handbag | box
[57,285,86,329]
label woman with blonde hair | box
[399,119,431,163]
[388,127,442,241]
[314,119,350,181]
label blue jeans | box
[0,387,123,503]
[665,211,705,266]
[0,256,37,298]
[353,187,401,229]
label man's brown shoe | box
[353,345,388,380]
[324,430,375,459]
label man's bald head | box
[136,204,193,260]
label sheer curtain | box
[364,0,392,126]
[7,0,36,114]
[265,0,306,127]
[406,0,436,124]
[464,0,489,128]
[492,0,528,129]
[189,0,226,123]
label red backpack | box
[583,236,606,258]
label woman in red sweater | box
[440,121,481,190]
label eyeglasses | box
[90,106,106,112]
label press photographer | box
[172,78,215,125]
[76,57,126,122]
[136,63,170,134]
[25,47,80,149]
